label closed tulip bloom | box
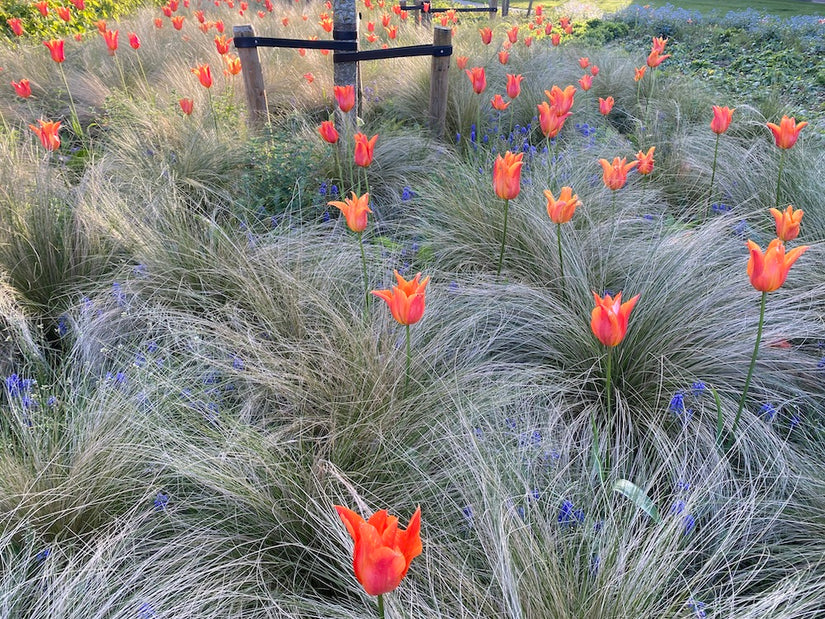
[551,32,561,46]
[578,56,589,69]
[507,25,518,43]
[29,119,61,151]
[11,79,32,99]
[636,146,655,175]
[171,15,185,29]
[34,1,49,16]
[456,56,468,70]
[767,116,808,149]
[465,67,486,94]
[493,151,524,200]
[318,120,339,144]
[651,36,668,53]
[634,66,647,81]
[334,84,355,112]
[44,39,65,63]
[770,205,803,242]
[7,18,24,36]
[646,50,670,68]
[57,6,71,22]
[491,94,510,111]
[600,157,637,190]
[191,64,212,88]
[506,74,523,99]
[544,186,581,224]
[303,72,314,83]
[179,97,194,115]
[223,54,241,75]
[328,191,372,232]
[372,271,430,326]
[335,505,422,597]
[710,105,734,134]
[479,26,492,44]
[598,96,614,115]
[545,85,576,116]
[578,74,592,91]
[590,64,599,76]
[498,50,509,65]
[354,133,378,167]
[537,102,570,138]
[747,238,808,293]
[524,35,533,47]
[102,29,118,55]
[128,32,141,49]
[591,291,640,347]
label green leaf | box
[613,479,662,524]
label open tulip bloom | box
[767,116,807,207]
[336,505,422,616]
[706,106,735,220]
[493,151,524,276]
[544,186,581,282]
[328,192,373,310]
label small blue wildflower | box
[115,372,127,385]
[686,598,706,618]
[448,281,459,293]
[691,381,707,396]
[593,520,603,533]
[401,186,414,201]
[462,505,474,528]
[112,282,126,307]
[473,427,483,438]
[138,602,157,619]
[504,417,517,431]
[670,499,686,515]
[47,396,57,408]
[817,356,825,370]
[322,210,331,222]
[134,352,146,367]
[57,315,69,336]
[759,403,777,421]
[232,356,244,370]
[21,394,38,410]
[643,214,656,221]
[668,392,685,413]
[153,492,169,511]
[146,341,159,354]
[675,480,690,492]
[558,500,584,527]
[35,548,51,563]
[330,184,339,195]
[790,414,801,430]
[455,132,461,143]
[683,514,696,534]
[733,219,748,238]
[319,181,327,195]
[133,263,147,276]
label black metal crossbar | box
[234,36,357,51]
[332,43,452,63]
[399,3,497,12]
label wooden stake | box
[233,24,268,129]
[429,26,451,139]
[333,0,359,134]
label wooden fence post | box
[488,0,498,16]
[501,0,509,17]
[333,0,359,134]
[428,26,451,139]
[233,24,268,129]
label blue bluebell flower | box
[759,403,777,421]
[153,492,169,511]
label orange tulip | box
[223,54,241,75]
[456,55,468,70]
[7,18,24,36]
[34,1,49,16]
[634,66,647,81]
[590,291,640,347]
[465,67,486,94]
[191,64,212,88]
[766,116,808,149]
[57,6,71,22]
[498,50,509,65]
[651,36,668,53]
[537,101,570,138]
[578,74,592,91]
[710,105,734,134]
[479,26,492,44]
[29,119,61,151]
[334,84,355,112]
[491,94,510,111]
[354,133,378,167]
[598,96,614,116]
[179,98,194,115]
[372,271,430,325]
[636,146,655,175]
[746,238,808,293]
[646,50,670,68]
[507,25,518,43]
[599,157,637,190]
[318,120,339,144]
[551,32,560,46]
[171,15,185,30]
[578,57,589,69]
[128,32,141,49]
[335,505,422,597]
[102,29,118,55]
[215,34,232,54]
[545,85,575,116]
[154,17,163,28]
[11,79,32,99]
[506,74,523,99]
[304,72,315,83]
[44,39,65,63]
[590,64,599,76]
[524,35,533,47]
[544,186,581,224]
[493,151,523,200]
[328,191,372,233]
[770,205,803,242]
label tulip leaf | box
[612,479,662,524]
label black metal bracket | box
[234,36,356,51]
[333,44,452,63]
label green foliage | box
[578,17,631,45]
[1,0,157,40]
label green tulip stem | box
[405,324,411,393]
[732,291,767,438]
[556,223,565,282]
[611,190,617,218]
[593,348,611,485]
[58,64,83,140]
[207,88,219,134]
[497,198,509,276]
[706,132,720,222]
[377,594,385,619]
[775,150,785,208]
